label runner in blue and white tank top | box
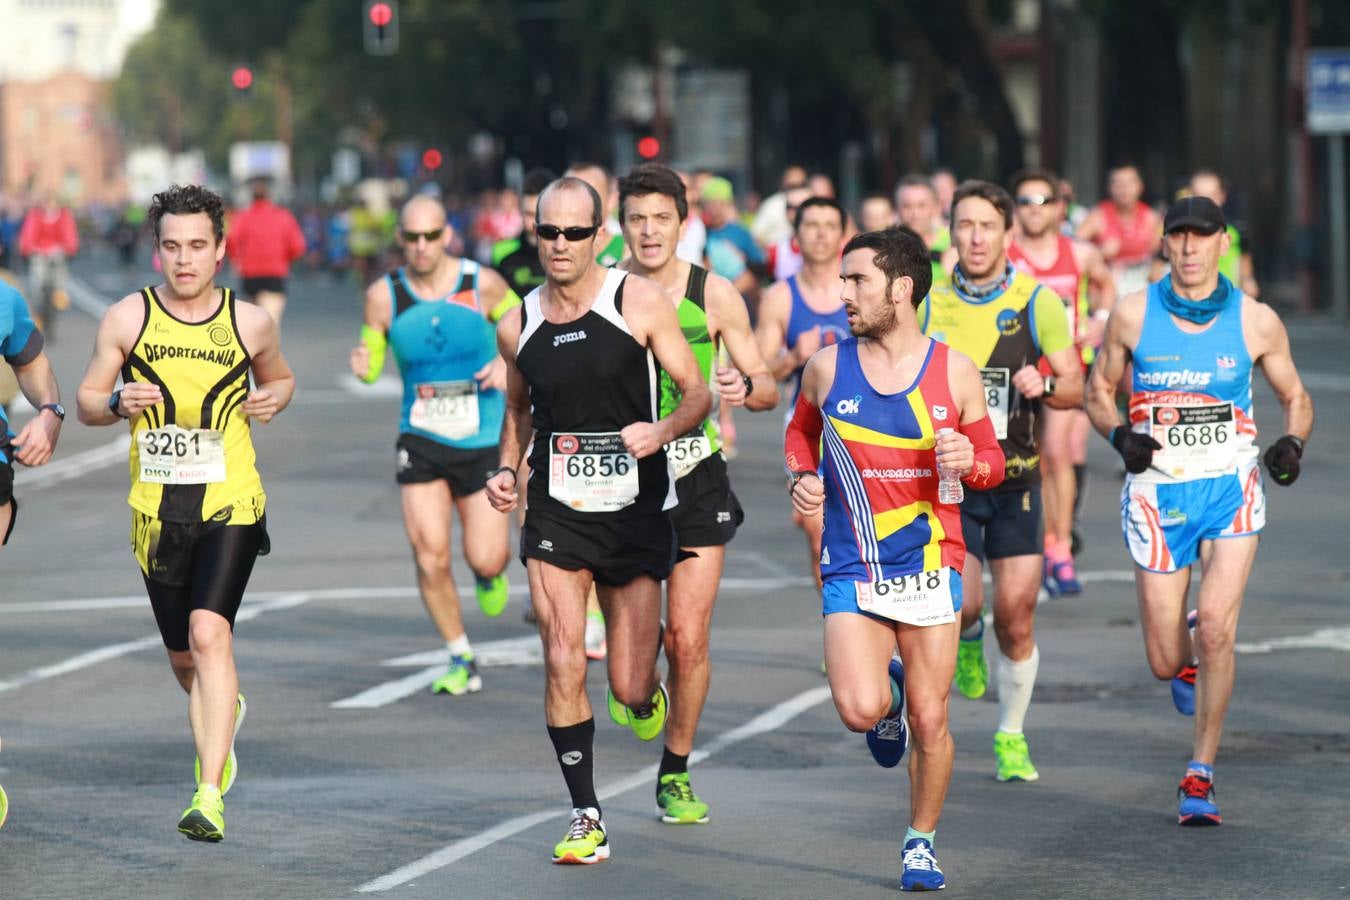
[350,194,520,698]
[754,196,851,588]
[1087,196,1314,829]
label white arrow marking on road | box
[1236,626,1350,654]
[356,684,834,893]
[331,636,546,709]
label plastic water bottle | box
[937,428,964,505]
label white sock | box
[448,634,472,657]
[996,645,1039,734]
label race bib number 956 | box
[855,568,956,626]
[137,425,226,485]
[549,432,640,512]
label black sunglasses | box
[1015,195,1055,207]
[401,228,445,243]
[535,224,599,242]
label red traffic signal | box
[363,0,399,55]
[368,2,392,26]
[637,135,661,160]
[421,148,443,171]
[231,66,254,91]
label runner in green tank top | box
[616,163,778,825]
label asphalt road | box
[1,253,1347,899]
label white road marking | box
[1302,371,1350,393]
[335,372,403,398]
[331,636,545,709]
[355,685,834,892]
[64,272,113,317]
[0,592,308,694]
[1236,626,1350,654]
[12,434,131,490]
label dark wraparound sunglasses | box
[1015,195,1055,207]
[535,224,599,242]
[401,228,445,243]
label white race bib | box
[981,368,1010,440]
[1148,402,1238,480]
[137,425,226,485]
[409,380,479,441]
[548,432,640,512]
[665,433,711,480]
[855,568,956,626]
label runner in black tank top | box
[485,177,711,865]
[516,268,675,519]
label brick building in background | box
[0,0,158,204]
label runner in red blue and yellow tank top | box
[786,227,1003,892]
[1008,169,1117,595]
[1088,196,1313,828]
[918,180,1085,787]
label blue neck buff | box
[952,262,1015,300]
[1160,273,1234,325]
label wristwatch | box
[1042,376,1057,398]
[108,390,129,418]
[741,373,754,398]
[787,469,818,493]
[39,402,65,421]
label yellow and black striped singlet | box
[124,287,265,524]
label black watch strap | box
[108,390,128,419]
[39,402,65,420]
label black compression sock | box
[547,718,599,814]
[658,746,689,779]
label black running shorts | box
[395,433,497,496]
[521,508,677,587]
[670,453,743,548]
[960,487,1044,563]
[133,510,271,651]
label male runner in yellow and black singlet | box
[77,184,295,843]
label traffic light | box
[636,135,661,160]
[231,65,254,98]
[364,0,399,55]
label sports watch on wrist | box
[39,402,65,421]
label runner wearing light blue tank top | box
[388,261,504,449]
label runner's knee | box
[833,684,891,733]
[1193,618,1235,661]
[411,542,451,580]
[664,620,709,671]
[187,614,232,657]
[906,696,950,747]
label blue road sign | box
[1308,48,1350,134]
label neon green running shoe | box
[177,782,225,842]
[195,693,247,795]
[475,574,508,618]
[628,683,668,742]
[656,772,709,824]
[993,731,1040,783]
[955,630,988,699]
[552,807,609,864]
[605,688,629,726]
[431,653,482,696]
[0,781,8,831]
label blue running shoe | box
[901,837,945,891]
[1042,557,1082,598]
[1171,664,1197,716]
[866,658,907,768]
[1171,610,1199,715]
[1177,773,1221,826]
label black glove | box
[1110,427,1162,475]
[1263,435,1303,486]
